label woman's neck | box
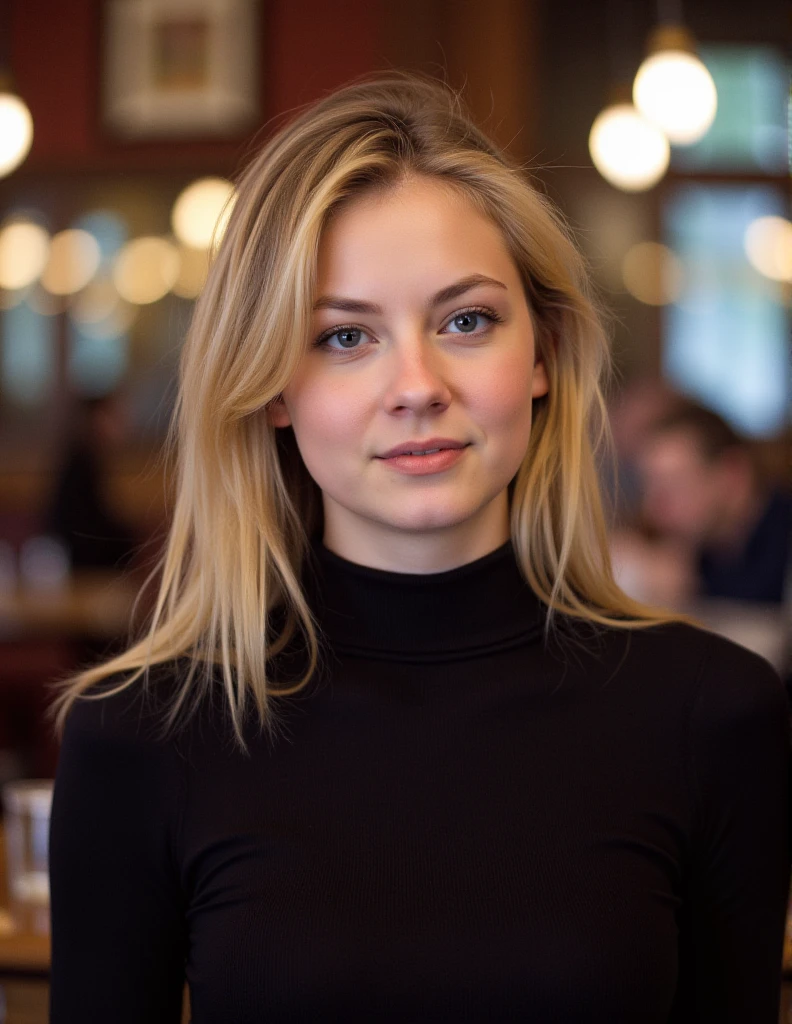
[320,492,511,575]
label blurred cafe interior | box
[0,0,789,1020]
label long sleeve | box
[48,682,188,1022]
[44,537,792,1021]
[668,638,791,1022]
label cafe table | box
[0,571,139,640]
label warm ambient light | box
[633,24,717,146]
[589,104,670,191]
[634,51,717,145]
[0,91,33,177]
[744,216,792,283]
[622,242,684,305]
[171,177,236,249]
[0,219,49,290]
[70,274,138,338]
[113,236,180,304]
[40,229,101,295]
[172,244,211,299]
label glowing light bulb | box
[0,92,33,176]
[589,104,670,192]
[171,177,236,250]
[634,50,717,145]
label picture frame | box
[102,0,260,139]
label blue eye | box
[312,304,503,355]
[315,326,369,352]
[441,306,504,336]
[445,310,490,334]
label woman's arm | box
[669,637,791,1022]
[48,680,188,1022]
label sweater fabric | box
[48,536,791,1022]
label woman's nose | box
[381,337,454,415]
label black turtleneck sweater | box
[48,537,790,1022]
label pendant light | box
[0,2,33,179]
[0,71,32,177]
[633,4,717,145]
[589,1,670,192]
[589,85,670,192]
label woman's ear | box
[531,356,550,399]
[266,395,292,428]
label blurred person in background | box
[42,391,139,573]
[639,402,791,606]
[605,375,684,527]
[611,400,791,677]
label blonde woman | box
[47,72,790,1022]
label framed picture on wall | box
[102,0,260,139]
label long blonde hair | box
[48,70,684,753]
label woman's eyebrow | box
[312,273,508,314]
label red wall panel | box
[9,0,384,174]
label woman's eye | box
[314,306,501,354]
[443,309,496,334]
[316,326,370,352]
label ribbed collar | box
[302,535,546,663]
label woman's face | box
[267,175,549,572]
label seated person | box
[637,401,791,605]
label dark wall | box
[9,0,382,174]
[9,0,540,177]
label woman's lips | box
[378,445,470,475]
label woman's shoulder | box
[554,614,785,712]
[606,618,786,724]
[60,658,202,751]
[53,663,193,837]
[628,618,781,682]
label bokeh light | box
[0,220,50,290]
[172,244,211,298]
[113,236,180,304]
[589,104,670,191]
[40,229,102,295]
[0,93,33,177]
[634,51,717,146]
[743,216,792,282]
[171,177,236,249]
[622,242,685,305]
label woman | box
[47,72,790,1022]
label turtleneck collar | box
[302,535,546,663]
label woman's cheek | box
[289,375,363,449]
[474,354,537,432]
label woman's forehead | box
[315,181,520,304]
